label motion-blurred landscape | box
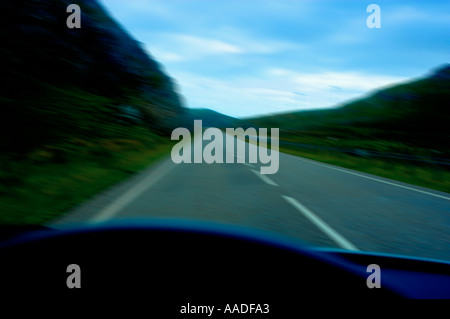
[1,0,186,224]
[243,65,450,192]
[0,0,449,232]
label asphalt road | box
[51,134,450,262]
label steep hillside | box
[0,0,185,224]
[0,0,184,154]
[180,108,238,129]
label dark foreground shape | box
[0,220,449,315]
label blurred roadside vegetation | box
[0,127,174,224]
[280,147,450,194]
[0,0,184,224]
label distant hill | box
[180,108,238,129]
[0,0,184,153]
[246,64,450,153]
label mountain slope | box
[180,108,238,129]
[0,0,184,153]
[246,64,450,154]
[0,0,185,224]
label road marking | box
[282,196,359,251]
[251,169,278,186]
[285,154,450,201]
[90,159,176,223]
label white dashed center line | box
[282,195,359,251]
[251,169,278,186]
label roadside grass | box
[279,132,449,157]
[0,137,174,225]
[280,146,450,194]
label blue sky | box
[100,0,450,118]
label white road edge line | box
[282,195,359,251]
[285,154,450,201]
[90,159,176,223]
[251,169,278,186]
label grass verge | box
[0,138,174,225]
[280,146,450,194]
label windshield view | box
[1,0,449,306]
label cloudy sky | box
[100,0,449,118]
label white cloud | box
[144,34,243,63]
[267,68,404,93]
[142,30,301,64]
[174,35,243,54]
[171,69,408,118]
[171,72,295,116]
[146,47,184,62]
